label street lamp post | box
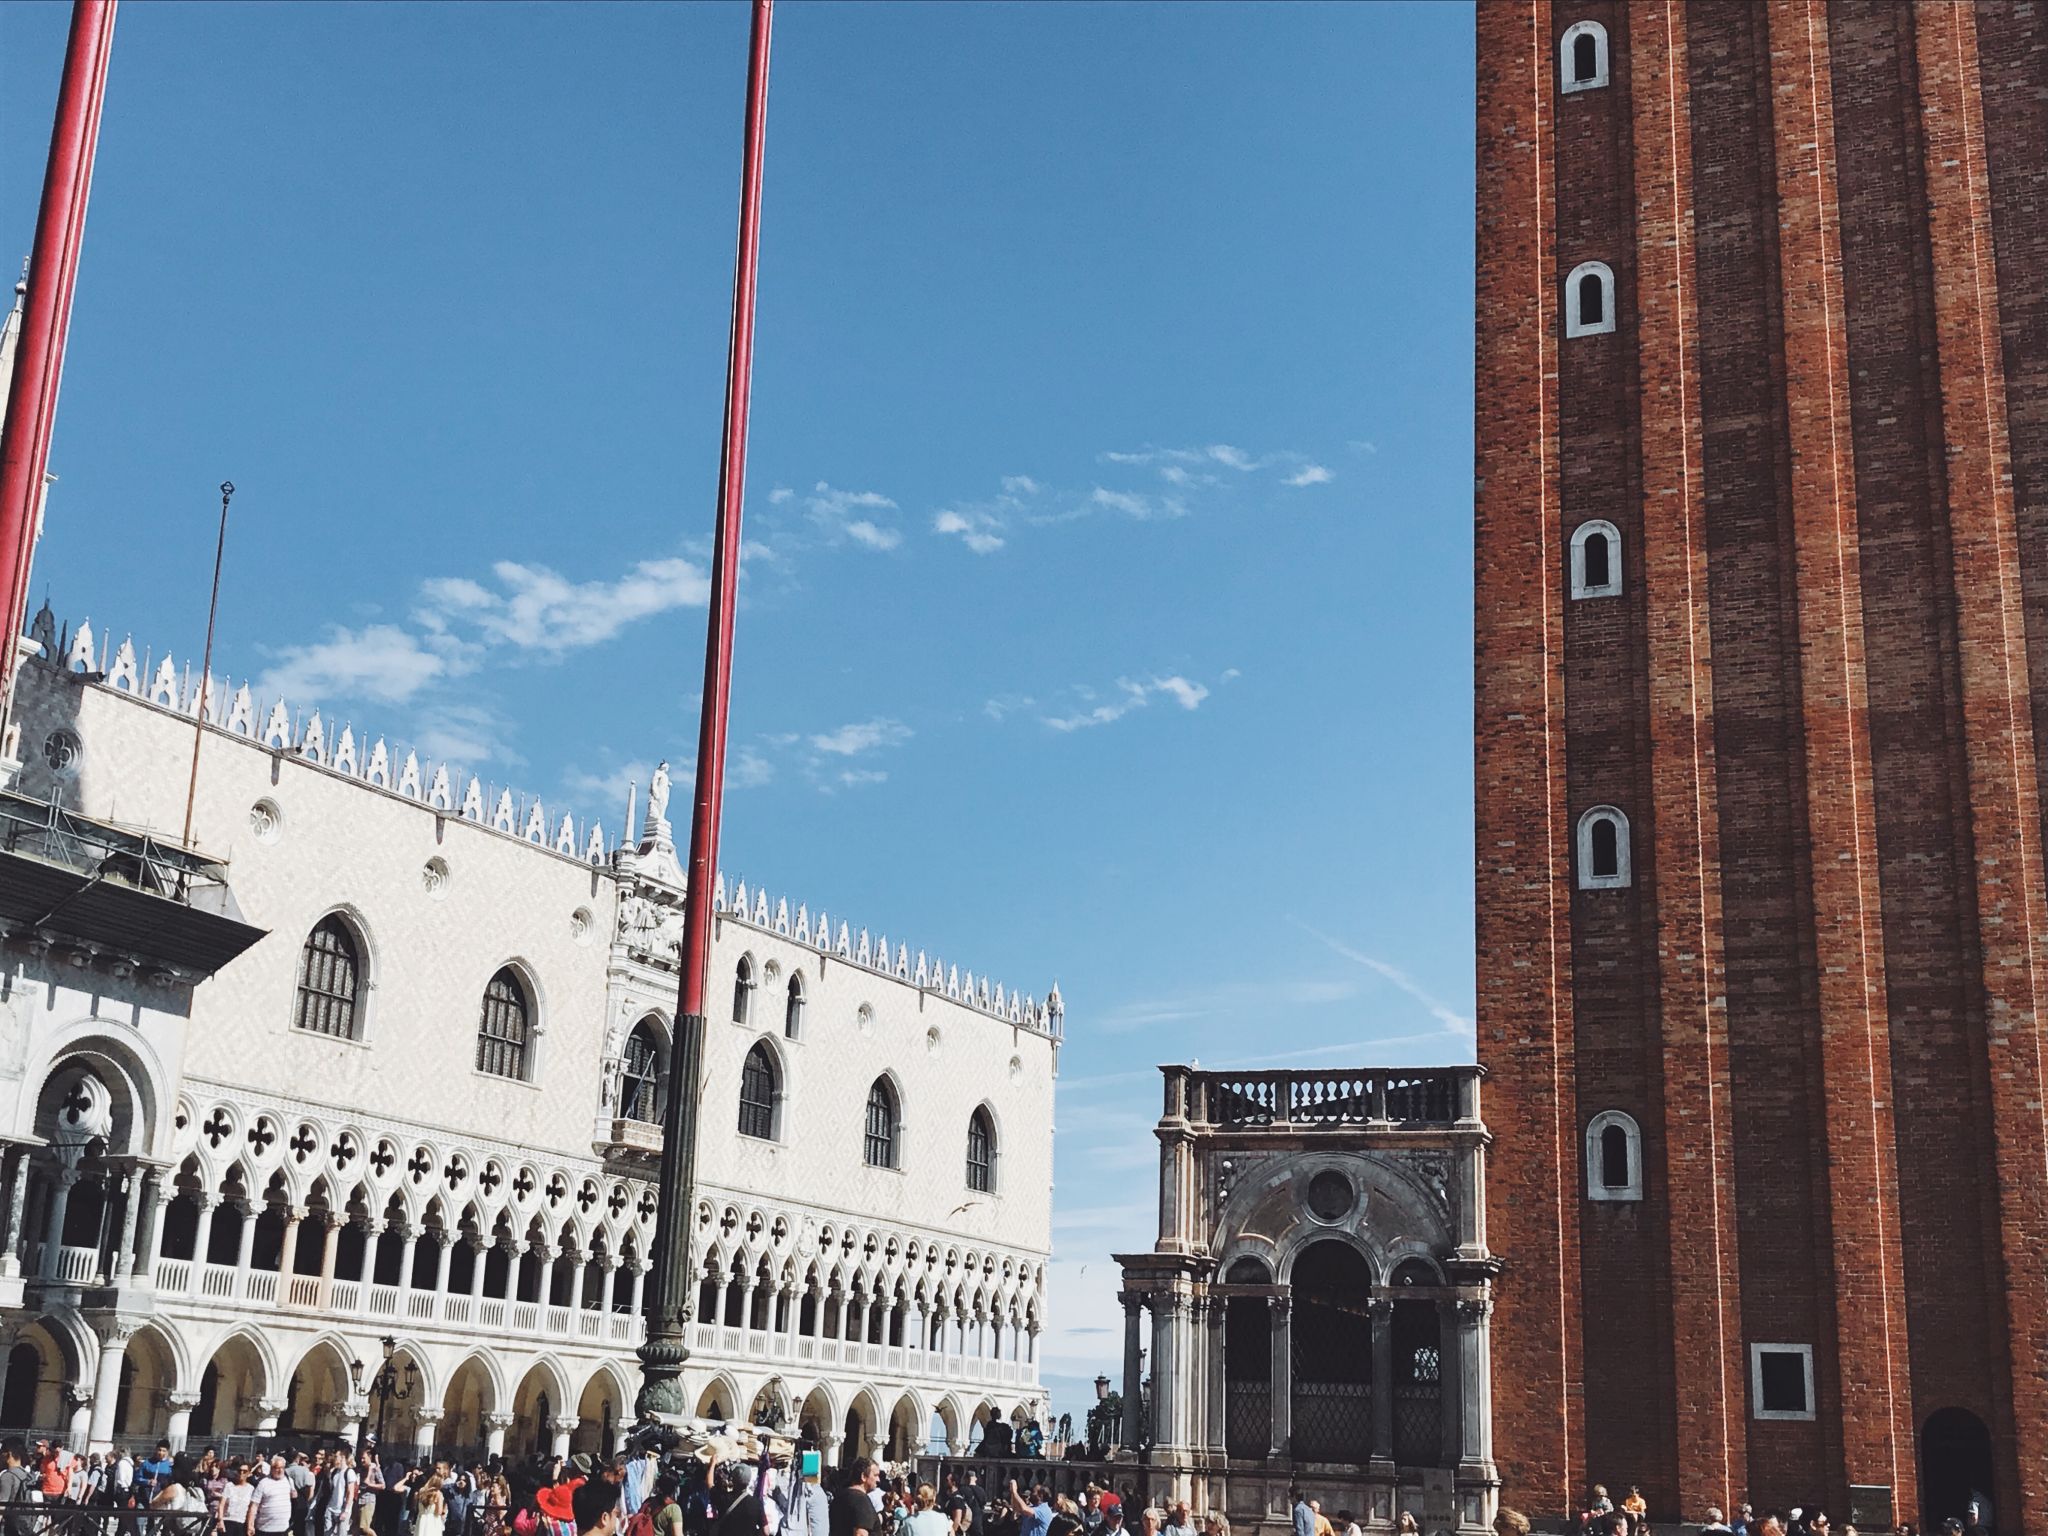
[348,1336,419,1456]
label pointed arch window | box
[295,916,363,1040]
[621,1019,665,1123]
[785,972,806,1040]
[738,1042,778,1140]
[1560,20,1609,92]
[1565,261,1616,338]
[733,956,756,1026]
[1576,805,1631,889]
[1570,520,1623,599]
[476,968,531,1080]
[966,1107,996,1193]
[864,1077,899,1169]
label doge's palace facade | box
[0,608,1057,1465]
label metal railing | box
[1195,1067,1471,1128]
[0,789,232,906]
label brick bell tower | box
[1475,1,2048,1529]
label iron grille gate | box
[1290,1378,1371,1462]
[1291,1290,1372,1463]
[1393,1341,1442,1466]
[1226,1382,1271,1456]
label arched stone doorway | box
[512,1362,565,1459]
[192,1331,270,1439]
[113,1325,179,1444]
[1290,1240,1371,1463]
[1921,1407,1995,1530]
[441,1356,498,1460]
[574,1367,621,1456]
[886,1394,921,1461]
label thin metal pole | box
[180,482,233,849]
[0,0,117,718]
[638,0,774,1422]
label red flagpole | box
[679,0,773,1026]
[639,0,774,1419]
[0,0,117,716]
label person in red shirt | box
[36,1443,68,1502]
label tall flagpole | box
[180,481,235,849]
[0,0,118,730]
[637,0,775,1422]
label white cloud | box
[844,519,901,551]
[803,482,902,551]
[731,745,775,789]
[419,556,710,654]
[1285,464,1334,487]
[561,758,658,810]
[259,623,457,706]
[767,486,795,504]
[1207,443,1258,470]
[1349,439,1379,455]
[933,508,1006,554]
[412,702,519,768]
[809,718,913,756]
[1089,486,1187,521]
[837,768,888,788]
[1042,673,1216,732]
[1000,475,1040,496]
[983,693,1035,722]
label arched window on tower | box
[732,956,757,1026]
[620,1018,665,1123]
[1570,519,1623,599]
[864,1077,899,1169]
[476,967,532,1080]
[1565,261,1617,338]
[1560,20,1609,92]
[1576,805,1631,890]
[294,915,363,1040]
[784,972,805,1040]
[738,1042,778,1141]
[966,1107,996,1193]
[1585,1110,1643,1201]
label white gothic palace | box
[0,607,1058,1464]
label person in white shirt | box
[253,1457,296,1536]
[321,1451,359,1536]
[221,1463,258,1532]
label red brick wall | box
[1475,0,1578,1520]
[1477,1,2048,1524]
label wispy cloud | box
[259,623,457,706]
[1042,674,1214,732]
[810,718,913,756]
[933,509,1006,554]
[801,482,902,551]
[1290,917,1475,1036]
[413,702,520,769]
[1285,464,1333,487]
[417,556,711,656]
[1088,486,1188,522]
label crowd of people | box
[0,1437,1241,1536]
[1539,1481,1998,1536]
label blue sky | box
[1,1,1475,1423]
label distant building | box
[0,609,1057,1460]
[1113,1064,1495,1534]
[1477,2,2048,1528]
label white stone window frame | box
[1576,804,1632,890]
[1584,1109,1642,1202]
[966,1102,1001,1197]
[732,952,758,1027]
[289,905,378,1048]
[737,1032,791,1145]
[1750,1342,1817,1421]
[1570,519,1624,599]
[1565,260,1617,338]
[475,957,547,1088]
[1560,20,1610,93]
